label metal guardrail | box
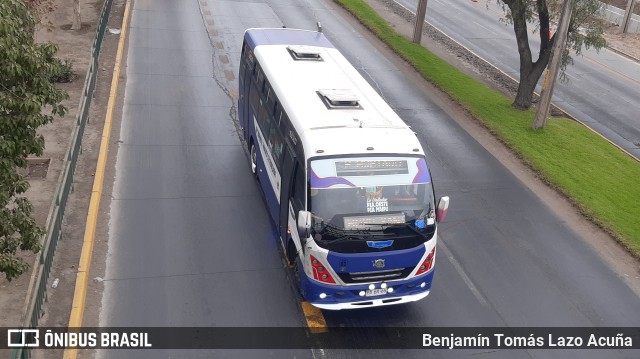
[12,0,114,358]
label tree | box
[497,0,606,109]
[0,0,68,281]
[71,0,82,30]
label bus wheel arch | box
[288,241,305,298]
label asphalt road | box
[397,0,640,158]
[97,0,640,358]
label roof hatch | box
[287,45,323,61]
[318,89,361,109]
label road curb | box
[606,44,640,63]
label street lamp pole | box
[622,0,636,33]
[533,0,574,129]
[413,0,428,43]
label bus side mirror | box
[297,210,311,238]
[436,196,450,223]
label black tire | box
[286,240,297,267]
[293,255,304,298]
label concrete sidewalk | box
[604,32,640,62]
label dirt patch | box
[599,0,640,59]
[603,22,640,59]
[25,158,52,179]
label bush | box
[50,58,74,83]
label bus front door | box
[279,145,296,247]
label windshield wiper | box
[316,222,383,241]
[322,234,360,244]
[319,221,345,233]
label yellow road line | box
[301,301,328,334]
[581,53,640,90]
[63,0,132,358]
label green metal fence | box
[12,0,115,358]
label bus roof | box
[244,28,424,159]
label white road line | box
[473,20,498,36]
[438,238,489,307]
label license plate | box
[365,288,387,297]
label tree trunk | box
[513,65,539,110]
[509,0,554,110]
[71,0,81,30]
[513,53,549,109]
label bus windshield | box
[308,157,435,246]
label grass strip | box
[334,0,640,254]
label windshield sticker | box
[367,198,388,212]
[309,168,355,188]
[412,158,431,184]
[366,188,389,213]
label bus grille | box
[337,267,414,283]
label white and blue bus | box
[238,28,449,310]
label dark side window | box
[292,163,305,212]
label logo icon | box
[366,240,393,249]
[372,259,385,269]
[7,329,39,347]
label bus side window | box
[280,113,291,142]
[240,42,246,78]
[239,63,245,86]
[292,163,305,213]
[255,64,264,90]
[267,90,277,116]
[249,82,260,120]
[268,121,284,169]
[261,79,270,101]
[257,97,271,135]
[246,47,255,77]
[274,103,282,124]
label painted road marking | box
[581,53,640,91]
[63,1,132,359]
[301,301,328,334]
[438,239,489,307]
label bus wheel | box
[288,241,304,297]
[250,142,257,176]
[293,256,304,298]
[286,240,296,266]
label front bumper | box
[300,264,435,310]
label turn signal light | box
[310,255,336,284]
[415,247,436,276]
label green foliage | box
[50,58,74,83]
[334,0,640,254]
[499,0,607,77]
[0,0,68,281]
[562,0,607,72]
